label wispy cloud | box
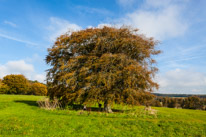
[160,55,206,64]
[47,17,82,42]
[4,20,17,28]
[117,0,188,40]
[0,33,38,46]
[76,6,112,15]
[116,0,135,7]
[157,53,206,71]
[157,44,206,67]
[25,54,42,63]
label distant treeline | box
[148,96,206,110]
[153,93,206,98]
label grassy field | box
[0,95,205,137]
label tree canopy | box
[0,79,9,94]
[2,74,30,94]
[30,82,48,96]
[1,74,47,96]
[46,26,161,111]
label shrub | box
[30,82,47,96]
[0,79,9,94]
[2,74,30,94]
[37,98,61,110]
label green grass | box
[0,94,205,137]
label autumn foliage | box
[0,79,9,94]
[2,74,30,94]
[0,74,47,96]
[30,82,47,96]
[46,26,161,110]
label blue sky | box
[0,0,206,94]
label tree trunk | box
[104,100,113,113]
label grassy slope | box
[0,95,205,137]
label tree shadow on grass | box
[14,100,38,107]
[70,104,125,113]
[13,100,127,113]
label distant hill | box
[153,93,206,98]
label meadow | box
[0,94,205,137]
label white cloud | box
[33,74,46,83]
[47,17,82,42]
[0,60,46,83]
[97,23,113,28]
[4,20,17,28]
[118,0,188,40]
[87,23,121,29]
[25,53,42,63]
[0,60,34,77]
[156,69,206,94]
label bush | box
[30,82,47,96]
[37,98,61,110]
[0,79,9,94]
[2,74,30,94]
[183,96,202,109]
[1,74,47,96]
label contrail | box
[0,33,38,46]
[161,55,206,64]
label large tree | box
[46,26,161,112]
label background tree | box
[46,26,161,112]
[0,79,9,94]
[2,74,30,94]
[184,96,201,109]
[30,82,47,96]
